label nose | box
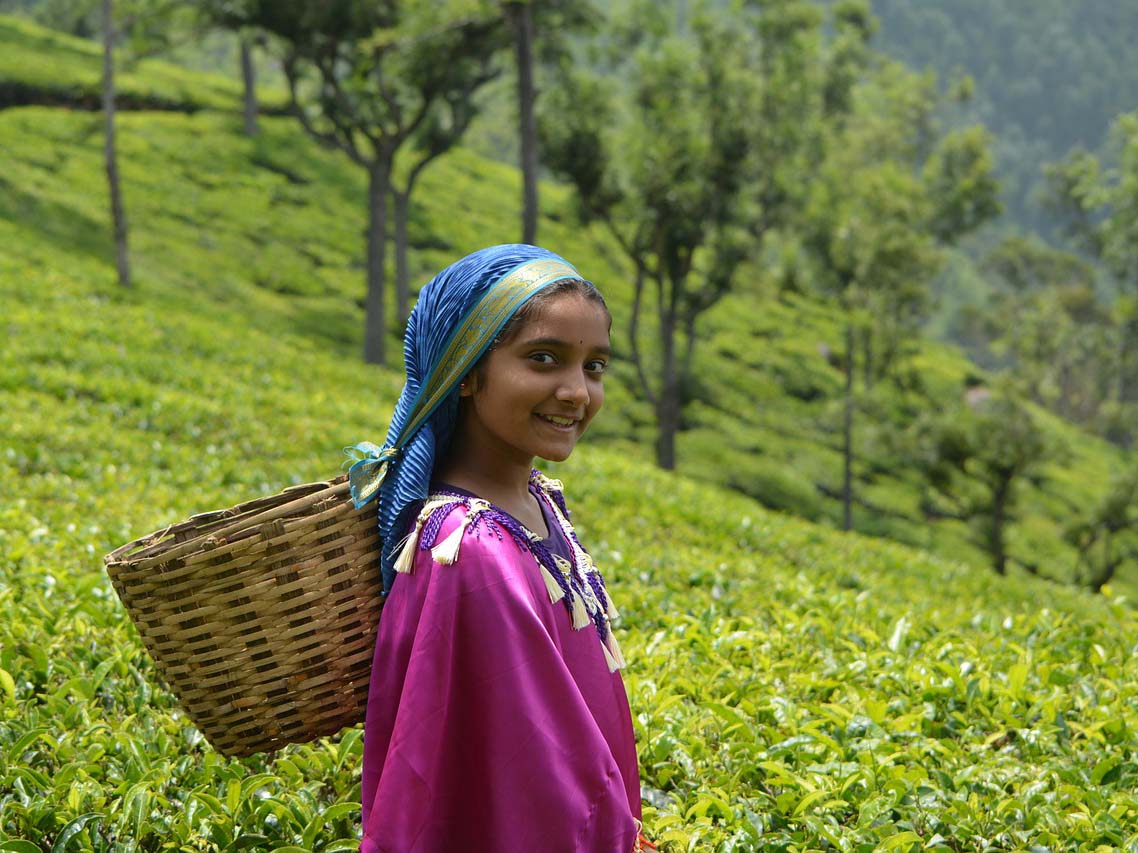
[555,368,590,409]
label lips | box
[536,413,580,428]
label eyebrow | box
[521,336,612,356]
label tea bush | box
[3,16,1138,850]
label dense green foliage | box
[5,145,1138,849]
[870,0,1138,236]
[5,10,1138,850]
[2,13,1134,585]
[6,169,1138,849]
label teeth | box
[541,415,576,426]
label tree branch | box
[284,54,365,166]
[316,52,382,153]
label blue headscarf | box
[345,244,583,594]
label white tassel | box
[571,594,591,629]
[393,529,420,574]
[395,499,456,574]
[606,596,620,622]
[601,641,619,672]
[540,564,565,603]
[604,630,626,670]
[431,512,471,565]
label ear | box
[459,373,476,397]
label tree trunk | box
[990,475,1009,575]
[862,323,874,390]
[843,319,854,531]
[392,187,411,332]
[1117,309,1135,405]
[656,306,679,470]
[102,0,130,288]
[364,160,390,365]
[1087,530,1116,593]
[509,1,539,245]
[240,33,258,137]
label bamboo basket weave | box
[104,475,382,757]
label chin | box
[537,444,575,463]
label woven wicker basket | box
[104,475,382,758]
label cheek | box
[589,381,605,413]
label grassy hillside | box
[3,15,1132,600]
[0,16,284,113]
[5,194,1138,849]
[1,97,1136,853]
[5,21,1138,847]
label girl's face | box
[460,293,611,469]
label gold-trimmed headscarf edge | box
[398,257,581,441]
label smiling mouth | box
[536,414,579,428]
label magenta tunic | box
[359,489,641,852]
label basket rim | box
[104,475,354,569]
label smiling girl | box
[348,245,652,852]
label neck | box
[435,431,534,504]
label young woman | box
[347,245,653,852]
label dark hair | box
[471,278,610,380]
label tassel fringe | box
[604,630,626,670]
[393,529,420,574]
[571,594,591,630]
[601,641,619,672]
[606,596,620,621]
[540,564,565,603]
[431,512,472,565]
[394,498,452,574]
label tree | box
[541,2,760,469]
[1065,469,1138,593]
[1048,112,1138,431]
[102,0,130,287]
[390,50,500,328]
[500,0,597,246]
[802,41,999,529]
[805,159,941,528]
[238,30,258,136]
[917,391,1051,576]
[503,1,537,244]
[976,237,1117,424]
[981,235,1094,295]
[206,1,505,365]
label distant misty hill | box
[871,0,1138,236]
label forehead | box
[514,293,611,344]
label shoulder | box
[393,496,552,620]
[402,493,535,571]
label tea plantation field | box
[4,255,1138,851]
[3,16,1138,850]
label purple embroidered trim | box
[420,478,614,644]
[534,468,573,521]
[529,481,612,644]
[419,500,455,549]
[482,506,540,552]
[586,572,610,621]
